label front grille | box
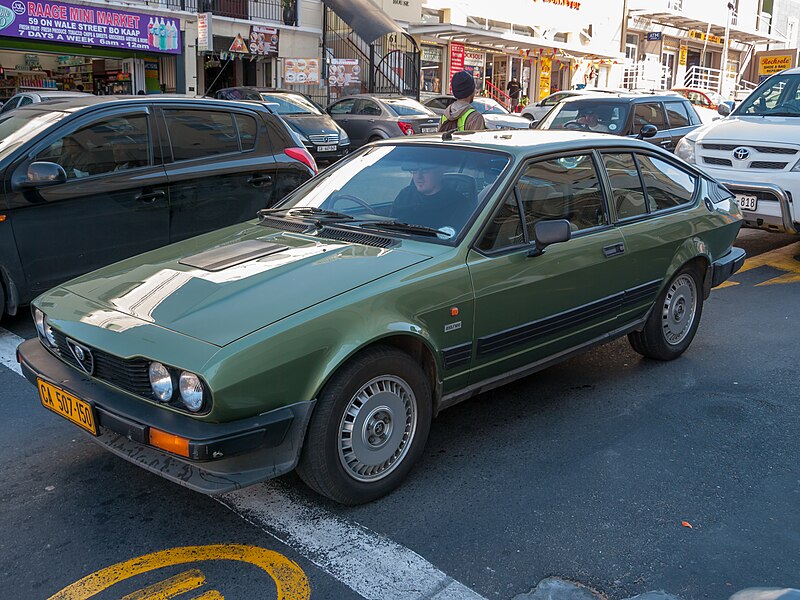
[317,226,396,248]
[702,143,797,155]
[52,330,153,399]
[750,161,788,170]
[701,143,738,151]
[308,133,339,145]
[259,216,315,233]
[752,146,798,155]
[704,157,732,166]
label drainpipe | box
[720,1,734,95]
[620,0,629,55]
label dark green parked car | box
[18,130,745,505]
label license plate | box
[38,379,97,435]
[316,145,337,152]
[736,194,758,211]
[421,127,437,133]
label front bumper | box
[700,166,799,234]
[711,246,747,288]
[17,339,314,495]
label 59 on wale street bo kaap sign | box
[0,0,181,54]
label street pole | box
[720,1,734,96]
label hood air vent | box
[180,240,289,271]
[259,216,316,233]
[317,226,396,248]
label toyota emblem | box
[733,147,751,161]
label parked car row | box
[17,69,800,507]
[0,95,316,318]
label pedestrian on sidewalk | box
[438,71,487,133]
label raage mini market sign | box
[0,0,181,54]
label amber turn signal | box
[149,428,190,457]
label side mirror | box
[717,101,733,116]
[17,161,67,189]
[528,219,572,257]
[638,124,658,139]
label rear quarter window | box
[636,154,697,210]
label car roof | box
[373,129,667,154]
[559,94,687,105]
[217,86,305,95]
[6,95,270,115]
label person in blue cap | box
[438,71,486,132]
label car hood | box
[62,226,431,347]
[282,114,342,138]
[689,115,800,144]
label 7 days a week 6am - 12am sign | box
[0,0,181,54]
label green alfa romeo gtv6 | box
[18,130,745,505]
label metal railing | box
[622,62,671,91]
[667,0,683,10]
[684,65,724,91]
[483,79,512,109]
[145,0,292,22]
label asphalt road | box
[1,228,798,600]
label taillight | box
[285,147,318,174]
[397,121,415,135]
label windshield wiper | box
[356,220,444,238]
[260,207,354,221]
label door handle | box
[136,190,165,203]
[248,174,273,186]
[368,119,376,123]
[602,242,625,258]
[660,140,673,148]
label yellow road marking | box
[121,569,205,600]
[191,592,225,600]
[716,241,800,288]
[48,544,310,600]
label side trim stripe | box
[475,279,663,359]
[442,343,473,370]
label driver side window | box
[36,114,151,180]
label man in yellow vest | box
[438,71,487,133]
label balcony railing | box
[147,0,294,23]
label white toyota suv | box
[675,68,800,235]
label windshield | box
[0,110,66,162]
[260,93,322,115]
[274,145,510,242]
[472,98,509,115]
[383,98,434,117]
[538,101,630,134]
[735,73,800,116]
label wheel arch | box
[313,330,442,418]
[663,238,712,298]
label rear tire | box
[628,265,704,361]
[368,135,382,143]
[297,346,432,505]
[0,282,5,322]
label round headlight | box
[148,362,173,402]
[34,309,47,341]
[179,372,204,412]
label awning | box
[628,6,784,45]
[407,23,622,60]
[322,0,405,45]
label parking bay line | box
[0,328,23,375]
[220,485,488,600]
[0,327,487,600]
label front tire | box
[297,346,432,505]
[628,265,704,361]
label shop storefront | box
[0,0,187,99]
[421,43,444,93]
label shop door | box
[159,107,279,242]
[661,50,677,88]
[6,107,169,294]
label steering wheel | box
[562,120,589,131]
[327,194,378,215]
